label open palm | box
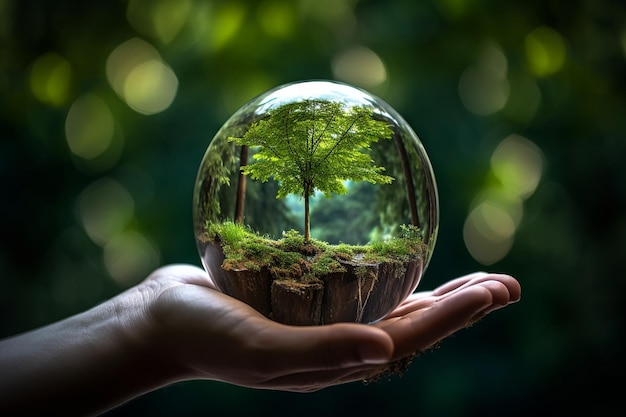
[141,265,521,392]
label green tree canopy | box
[229,99,394,242]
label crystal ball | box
[193,80,438,325]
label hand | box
[138,265,521,392]
[0,265,520,415]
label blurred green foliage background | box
[1,0,624,415]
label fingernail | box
[359,343,390,365]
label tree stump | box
[222,267,273,317]
[271,279,324,325]
[203,241,424,326]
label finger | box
[290,323,394,367]
[462,284,516,323]
[472,296,516,318]
[384,274,517,320]
[248,322,394,381]
[383,294,438,319]
[433,273,521,303]
[430,272,489,294]
[375,285,494,360]
[477,279,514,306]
[249,361,388,392]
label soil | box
[362,352,419,384]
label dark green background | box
[1,0,624,415]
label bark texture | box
[213,247,424,325]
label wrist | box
[107,281,190,388]
[0,283,184,416]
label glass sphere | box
[193,80,438,325]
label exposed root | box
[355,268,377,323]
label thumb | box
[264,323,394,375]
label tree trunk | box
[304,195,310,242]
[234,145,248,223]
[304,182,311,243]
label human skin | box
[0,265,520,416]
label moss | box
[355,265,375,280]
[311,249,344,275]
[205,221,425,281]
[280,229,306,251]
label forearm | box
[0,289,181,416]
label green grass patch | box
[205,221,426,280]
